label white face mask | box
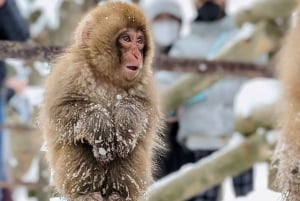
[152,20,180,47]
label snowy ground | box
[222,163,281,201]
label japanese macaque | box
[40,2,163,201]
[273,2,300,200]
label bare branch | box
[0,180,48,190]
[153,55,273,78]
[0,124,37,132]
[0,40,62,62]
[0,40,273,77]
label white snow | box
[198,63,208,71]
[24,86,44,106]
[13,187,37,201]
[5,59,31,81]
[223,163,281,201]
[227,0,259,15]
[234,78,282,118]
[34,61,51,76]
[116,94,122,100]
[50,198,61,201]
[16,0,64,36]
[99,148,107,156]
[12,158,40,201]
[148,161,281,201]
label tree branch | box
[145,130,274,201]
[0,124,37,132]
[154,55,273,78]
[0,180,48,190]
[0,41,273,77]
[0,40,62,62]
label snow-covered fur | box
[273,1,300,200]
[40,2,163,201]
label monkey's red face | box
[118,28,145,81]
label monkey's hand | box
[113,99,149,158]
[92,141,116,165]
[73,103,117,163]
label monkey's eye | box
[137,37,144,45]
[121,34,131,42]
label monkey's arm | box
[52,99,117,164]
[112,97,150,158]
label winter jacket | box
[0,0,29,92]
[169,16,246,150]
[0,0,29,42]
[177,78,245,150]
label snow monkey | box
[273,2,300,200]
[40,2,163,201]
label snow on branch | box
[0,40,273,77]
[145,130,274,201]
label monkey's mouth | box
[124,65,140,80]
[126,65,139,71]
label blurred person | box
[142,0,186,91]
[141,0,195,180]
[169,0,253,200]
[170,0,234,59]
[0,0,30,200]
[143,0,185,92]
[142,0,183,55]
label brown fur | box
[40,2,163,201]
[274,1,300,200]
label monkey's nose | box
[132,47,142,62]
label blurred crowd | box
[141,0,265,200]
[0,0,285,200]
[0,0,30,200]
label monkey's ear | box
[74,14,93,45]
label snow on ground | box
[223,163,281,201]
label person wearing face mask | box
[170,0,236,59]
[142,0,183,55]
[194,0,226,22]
[143,0,188,93]
[168,1,254,201]
[152,17,181,53]
[141,0,196,180]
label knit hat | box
[142,0,182,21]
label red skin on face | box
[118,28,145,81]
